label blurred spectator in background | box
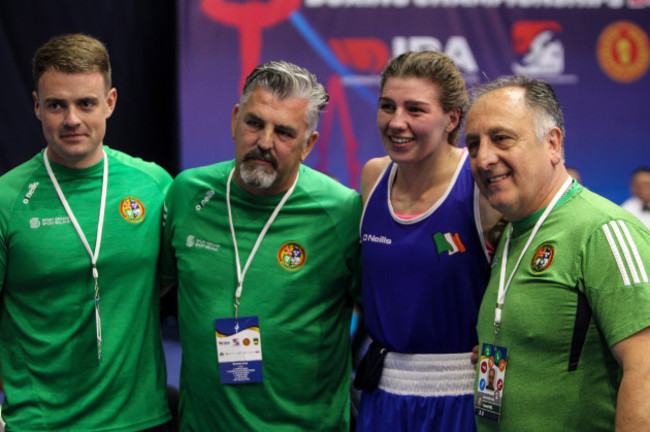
[621,167,650,229]
[566,166,581,184]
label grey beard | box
[239,162,277,190]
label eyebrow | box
[467,126,517,137]
[43,96,100,104]
[378,96,431,107]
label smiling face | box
[34,69,116,168]
[377,76,459,166]
[465,87,564,222]
[231,86,317,195]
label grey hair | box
[239,61,329,136]
[469,75,565,146]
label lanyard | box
[43,149,108,361]
[494,177,573,343]
[226,167,298,326]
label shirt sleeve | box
[0,178,14,293]
[582,217,650,347]
[159,176,183,287]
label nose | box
[63,107,81,128]
[256,126,274,150]
[387,107,407,131]
[474,138,498,171]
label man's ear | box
[231,105,240,139]
[547,127,563,166]
[33,91,41,120]
[301,131,318,161]
[105,88,117,119]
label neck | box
[511,172,572,223]
[46,145,105,169]
[393,146,462,196]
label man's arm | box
[478,193,506,255]
[612,326,650,432]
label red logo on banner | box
[201,0,302,88]
[329,38,389,73]
[597,21,650,83]
[512,21,565,76]
[512,21,562,55]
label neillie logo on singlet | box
[531,242,555,273]
[195,189,215,211]
[22,182,40,204]
[362,233,392,245]
[278,241,306,271]
[119,196,146,223]
[432,232,466,257]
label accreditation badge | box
[215,316,263,384]
[475,343,508,422]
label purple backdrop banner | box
[179,0,650,203]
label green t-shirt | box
[476,182,650,431]
[162,161,361,431]
[0,147,172,431]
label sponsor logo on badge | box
[30,217,41,229]
[531,242,555,273]
[119,196,146,223]
[597,21,650,83]
[278,241,306,271]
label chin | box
[486,194,509,214]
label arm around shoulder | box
[478,193,506,250]
[612,326,650,432]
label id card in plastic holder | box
[475,343,508,422]
[215,316,263,384]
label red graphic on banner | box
[317,75,361,189]
[329,38,389,73]
[512,21,562,55]
[201,0,301,88]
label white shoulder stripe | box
[602,220,649,286]
[602,223,631,286]
[618,220,649,283]
[610,221,640,284]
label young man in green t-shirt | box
[0,34,172,431]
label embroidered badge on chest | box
[531,242,555,273]
[119,196,146,223]
[277,241,306,271]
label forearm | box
[613,327,650,432]
[616,370,650,431]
